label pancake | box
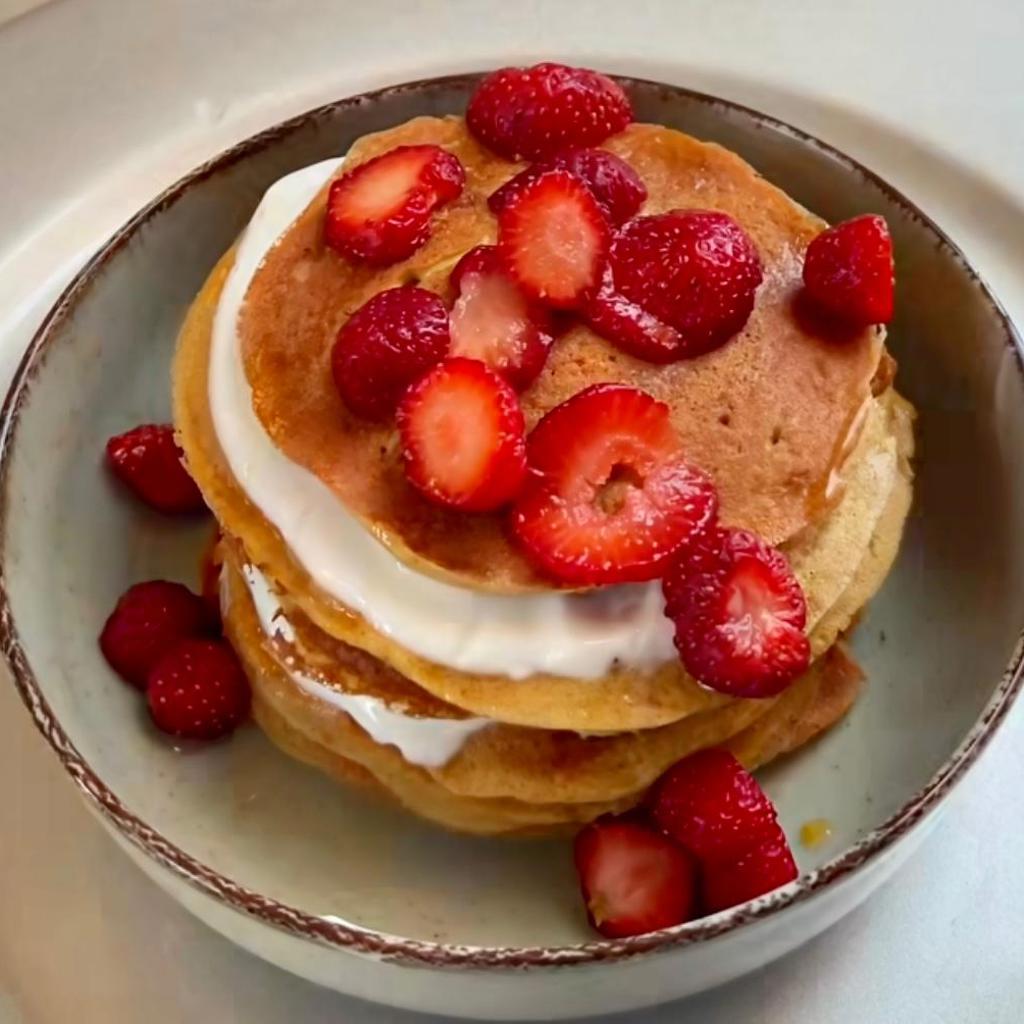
[173,255,913,730]
[238,117,884,592]
[224,554,864,833]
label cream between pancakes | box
[209,158,678,681]
[236,561,491,767]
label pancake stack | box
[173,115,914,835]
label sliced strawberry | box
[701,831,798,913]
[661,523,728,617]
[488,148,646,226]
[106,424,207,515]
[587,211,763,362]
[802,214,894,325]
[467,62,633,161]
[668,528,810,697]
[99,580,209,689]
[497,169,610,309]
[574,817,696,938]
[324,145,465,266]
[397,357,527,511]
[332,286,450,421]
[147,638,250,741]
[448,246,554,390]
[511,385,717,585]
[650,748,782,863]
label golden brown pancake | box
[239,117,884,592]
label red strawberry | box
[332,286,450,420]
[511,385,717,585]
[802,214,894,325]
[106,424,206,515]
[497,169,610,309]
[587,211,763,362]
[574,817,696,938]
[650,748,782,863]
[147,638,251,740]
[661,523,728,617]
[99,580,208,689]
[667,527,810,697]
[324,145,465,266]
[488,148,646,226]
[448,246,554,390]
[701,831,798,913]
[467,63,633,161]
[397,357,527,511]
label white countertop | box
[2,1,1024,1020]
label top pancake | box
[240,117,884,593]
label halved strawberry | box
[467,63,633,162]
[324,145,465,266]
[511,385,717,585]
[802,214,894,325]
[396,357,527,511]
[488,148,646,226]
[448,246,554,390]
[701,831,798,913]
[574,817,696,938]
[667,528,810,697]
[586,211,763,362]
[497,169,610,309]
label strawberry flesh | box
[511,385,717,585]
[802,214,894,325]
[574,817,696,938]
[147,638,251,740]
[497,169,610,309]
[106,424,206,515]
[587,211,763,362]
[332,286,450,421]
[397,357,527,512]
[488,147,646,226]
[467,62,633,161]
[324,145,465,266]
[667,527,810,697]
[448,246,554,390]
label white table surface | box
[2,1,1024,1020]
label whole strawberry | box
[467,62,633,161]
[99,580,208,689]
[147,638,250,740]
[802,214,894,325]
[106,424,207,514]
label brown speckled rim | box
[1,74,1023,971]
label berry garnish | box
[666,527,810,697]
[147,638,251,740]
[650,748,782,863]
[574,817,696,938]
[802,214,894,325]
[448,246,554,390]
[332,286,450,421]
[397,357,527,512]
[701,831,798,913]
[466,62,633,161]
[511,385,717,585]
[488,147,646,226]
[324,145,465,266]
[99,580,208,689]
[587,211,763,361]
[497,169,610,309]
[106,424,206,515]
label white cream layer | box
[238,561,491,768]
[209,158,677,681]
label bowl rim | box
[1,71,1023,970]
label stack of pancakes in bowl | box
[173,109,913,836]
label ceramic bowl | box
[2,75,1023,1020]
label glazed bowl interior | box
[2,76,1023,951]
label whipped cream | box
[209,158,677,680]
[238,561,490,768]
